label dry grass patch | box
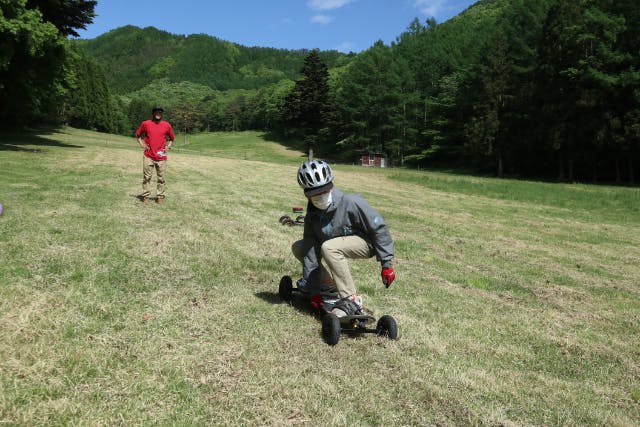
[0,127,639,425]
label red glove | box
[310,294,324,310]
[381,267,395,288]
[381,267,396,288]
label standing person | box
[135,106,175,205]
[292,159,396,317]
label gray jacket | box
[301,187,394,285]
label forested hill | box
[74,25,352,94]
[74,0,501,94]
[4,0,637,184]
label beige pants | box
[292,236,374,298]
[142,156,167,198]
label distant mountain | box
[73,1,506,96]
[74,25,352,94]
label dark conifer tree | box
[536,0,585,181]
[536,0,629,182]
[464,28,512,177]
[280,49,334,153]
[608,0,640,183]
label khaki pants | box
[292,236,374,298]
[142,156,167,198]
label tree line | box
[277,0,640,184]
[2,0,639,184]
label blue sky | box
[76,0,477,53]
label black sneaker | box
[328,295,363,317]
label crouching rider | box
[291,159,396,317]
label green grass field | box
[1,127,639,426]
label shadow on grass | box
[129,194,164,203]
[0,128,83,152]
[254,291,317,318]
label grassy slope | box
[0,128,638,426]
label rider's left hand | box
[381,267,395,288]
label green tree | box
[173,99,207,143]
[0,0,66,126]
[413,72,467,166]
[392,5,504,169]
[26,0,95,37]
[64,50,113,132]
[280,49,333,151]
[260,80,295,131]
[333,41,413,164]
[223,94,246,132]
[128,98,151,135]
[464,28,512,177]
[109,96,130,135]
[493,0,553,178]
[536,0,629,182]
[536,0,587,181]
[0,0,96,127]
[462,0,554,177]
[607,0,640,184]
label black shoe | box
[327,295,363,317]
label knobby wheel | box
[322,313,341,345]
[279,215,291,225]
[278,275,293,301]
[376,315,398,340]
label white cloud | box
[310,14,333,24]
[336,41,355,52]
[413,0,445,17]
[308,0,354,11]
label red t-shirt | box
[136,120,176,161]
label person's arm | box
[167,123,176,150]
[137,135,148,150]
[135,123,149,150]
[352,196,396,287]
[352,196,394,266]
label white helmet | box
[297,159,334,195]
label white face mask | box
[310,191,332,210]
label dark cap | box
[304,182,333,197]
[152,106,164,113]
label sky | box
[75,0,478,53]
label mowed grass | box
[0,127,639,426]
